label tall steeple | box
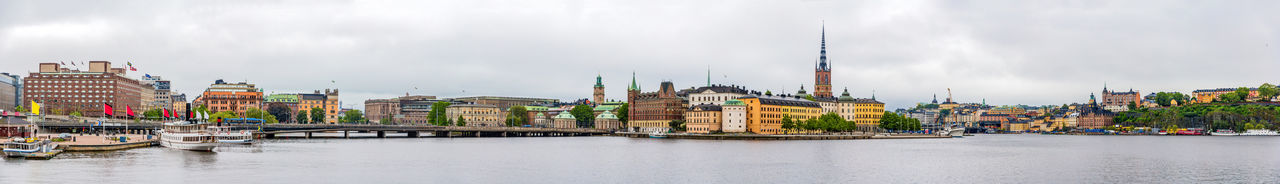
[706,66,711,87]
[813,22,833,98]
[818,23,829,72]
[629,72,638,91]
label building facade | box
[1101,86,1141,109]
[445,104,503,127]
[196,79,262,118]
[594,111,621,130]
[740,95,822,134]
[297,89,340,124]
[684,104,723,134]
[813,27,833,98]
[363,95,442,125]
[22,61,147,117]
[627,80,686,131]
[447,96,559,112]
[593,75,605,105]
[852,98,885,129]
[721,99,747,133]
[684,85,749,107]
[552,111,577,129]
[1192,87,1260,103]
[0,73,19,112]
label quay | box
[615,132,950,140]
[40,134,158,152]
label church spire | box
[629,71,638,91]
[817,22,829,72]
[706,66,711,87]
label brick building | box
[22,61,147,117]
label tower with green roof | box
[593,74,605,106]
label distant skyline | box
[1,0,1277,110]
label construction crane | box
[946,88,953,103]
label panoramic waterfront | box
[4,135,1278,183]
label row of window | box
[28,94,115,98]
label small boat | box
[943,126,965,138]
[3,139,62,159]
[1210,129,1239,136]
[209,126,254,145]
[1240,129,1279,136]
[159,121,218,151]
[648,130,667,138]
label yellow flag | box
[30,101,40,115]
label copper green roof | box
[524,106,549,111]
[723,99,745,106]
[265,94,299,103]
[593,104,620,111]
[595,74,604,88]
[553,111,576,119]
[595,111,618,119]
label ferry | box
[943,126,965,138]
[648,130,667,138]
[209,126,254,144]
[1210,129,1239,136]
[159,121,218,151]
[1240,129,1279,136]
[3,139,61,159]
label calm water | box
[3,134,1279,183]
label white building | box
[721,99,747,133]
[685,85,749,107]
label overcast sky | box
[2,0,1277,110]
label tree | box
[310,107,325,124]
[780,114,795,134]
[507,106,528,126]
[1127,101,1138,111]
[342,109,365,123]
[143,109,163,119]
[570,105,595,128]
[879,112,901,131]
[455,115,466,126]
[1259,83,1279,102]
[616,103,629,124]
[245,108,279,124]
[668,120,686,132]
[267,103,292,123]
[380,117,394,125]
[15,105,25,113]
[209,111,239,122]
[70,111,82,117]
[295,109,308,124]
[428,101,451,126]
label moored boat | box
[159,121,218,151]
[1240,129,1279,136]
[1210,129,1239,136]
[3,139,61,159]
[209,126,254,145]
[648,130,667,138]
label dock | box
[616,132,950,140]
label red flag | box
[126,106,134,117]
[104,103,113,117]
[129,66,137,71]
[163,109,170,118]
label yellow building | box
[853,98,885,129]
[740,95,821,134]
[989,106,1026,115]
[684,104,723,134]
[446,104,504,127]
[297,89,341,124]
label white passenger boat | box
[1240,129,1279,136]
[943,126,965,138]
[3,139,60,158]
[159,121,218,151]
[648,130,667,138]
[209,126,254,145]
[1209,129,1239,136]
